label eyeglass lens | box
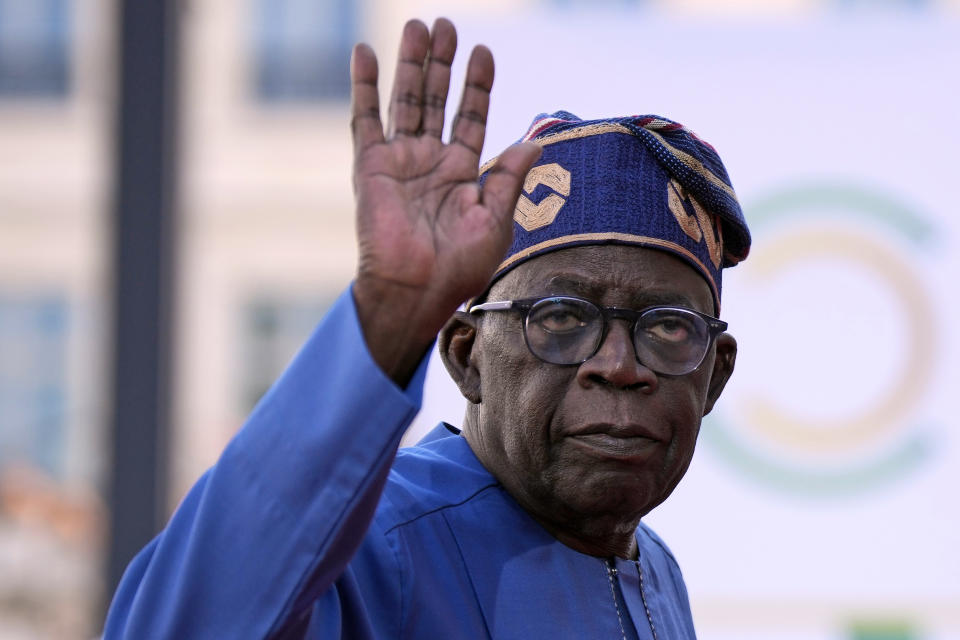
[523,298,712,375]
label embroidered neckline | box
[604,558,660,640]
[636,559,659,640]
[604,560,628,640]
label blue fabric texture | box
[103,287,696,639]
[480,112,750,311]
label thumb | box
[480,141,542,225]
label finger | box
[387,19,430,137]
[450,45,494,156]
[350,43,384,153]
[481,142,543,222]
[420,18,457,138]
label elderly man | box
[105,17,749,640]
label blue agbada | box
[104,288,697,639]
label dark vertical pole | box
[105,0,180,611]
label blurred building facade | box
[0,0,112,636]
[0,0,957,638]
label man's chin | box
[552,477,665,523]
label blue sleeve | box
[103,286,430,639]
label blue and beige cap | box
[480,111,751,311]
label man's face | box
[456,244,735,537]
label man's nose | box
[576,321,658,391]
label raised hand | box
[350,18,541,384]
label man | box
[105,17,750,639]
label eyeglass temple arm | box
[468,300,515,314]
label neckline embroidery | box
[604,558,660,640]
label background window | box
[0,0,70,97]
[0,296,69,477]
[252,0,357,102]
[239,296,331,412]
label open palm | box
[350,19,540,383]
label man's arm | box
[103,18,539,638]
[104,289,427,638]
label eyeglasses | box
[469,296,728,376]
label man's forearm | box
[103,286,429,638]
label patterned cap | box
[479,111,751,311]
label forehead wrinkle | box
[522,271,701,312]
[489,245,714,314]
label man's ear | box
[703,333,737,416]
[438,311,482,404]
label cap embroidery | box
[514,163,571,232]
[667,178,722,269]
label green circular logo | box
[704,182,939,496]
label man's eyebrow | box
[631,291,700,309]
[544,274,591,293]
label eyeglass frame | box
[468,295,729,376]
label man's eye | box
[536,308,588,333]
[646,316,693,343]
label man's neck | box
[461,415,642,560]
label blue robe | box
[104,288,697,639]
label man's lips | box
[566,423,664,460]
